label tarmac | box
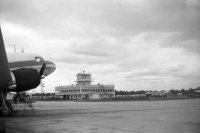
[0,98,200,133]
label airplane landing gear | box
[0,100,13,116]
[0,90,13,116]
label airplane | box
[0,27,56,116]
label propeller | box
[40,63,46,79]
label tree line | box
[115,86,200,96]
[169,87,200,95]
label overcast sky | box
[1,0,200,92]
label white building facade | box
[55,71,115,100]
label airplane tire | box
[0,100,13,116]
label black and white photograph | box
[0,0,200,133]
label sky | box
[0,0,200,92]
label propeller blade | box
[40,63,46,78]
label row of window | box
[60,89,80,93]
[59,88,114,94]
[81,86,114,89]
[81,89,114,93]
[56,86,114,90]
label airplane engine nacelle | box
[9,68,41,92]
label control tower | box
[76,71,92,86]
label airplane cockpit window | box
[35,57,42,62]
[36,56,45,62]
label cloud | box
[2,0,199,37]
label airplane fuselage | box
[7,52,56,77]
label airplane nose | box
[43,61,56,76]
[49,61,56,70]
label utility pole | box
[40,82,45,101]
[101,73,103,85]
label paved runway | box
[1,99,200,133]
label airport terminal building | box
[55,71,115,100]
